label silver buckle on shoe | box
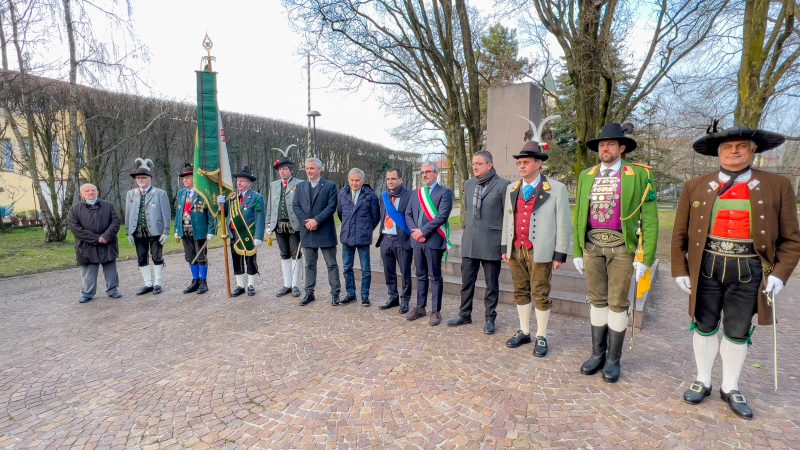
[731,393,747,404]
[689,382,705,393]
[537,338,547,346]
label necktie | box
[282,180,287,190]
[602,169,612,177]
[239,193,244,206]
[523,184,534,202]
[352,191,358,204]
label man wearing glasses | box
[376,168,414,314]
[447,151,509,334]
[404,162,453,326]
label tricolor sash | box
[383,192,411,235]
[418,187,454,250]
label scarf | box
[473,168,497,220]
[387,184,406,198]
[718,166,750,197]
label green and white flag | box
[193,69,233,217]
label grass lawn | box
[0,226,224,278]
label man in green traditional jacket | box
[572,123,659,383]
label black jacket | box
[67,199,121,265]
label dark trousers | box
[459,257,500,320]
[230,238,258,275]
[276,225,302,260]
[304,246,341,297]
[181,233,207,265]
[413,246,444,311]
[134,235,163,266]
[343,244,371,299]
[380,236,412,302]
[695,251,761,341]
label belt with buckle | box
[704,236,757,258]
[586,229,625,248]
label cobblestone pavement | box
[1,244,798,449]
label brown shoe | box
[429,311,441,326]
[406,307,426,321]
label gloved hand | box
[573,257,584,274]
[217,195,226,205]
[765,275,784,297]
[127,235,134,245]
[633,261,648,282]
[675,276,692,295]
[254,239,263,247]
[159,234,168,245]
[206,234,215,241]
[174,233,180,243]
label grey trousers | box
[80,261,120,298]
[304,246,341,297]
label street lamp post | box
[307,110,321,155]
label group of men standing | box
[67,121,798,421]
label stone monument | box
[486,83,542,180]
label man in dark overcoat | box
[293,157,342,306]
[447,151,509,334]
[672,124,800,419]
[67,183,122,303]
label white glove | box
[675,276,692,295]
[159,234,168,245]
[206,234,215,241]
[633,261,648,282]
[254,239,263,247]
[573,257,584,274]
[765,275,784,297]
[127,235,134,245]
[217,195,226,205]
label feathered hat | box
[514,114,560,160]
[692,120,785,156]
[130,158,153,178]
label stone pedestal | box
[486,83,542,180]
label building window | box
[2,139,13,172]
[23,137,31,156]
[51,140,60,169]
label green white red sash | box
[418,186,454,250]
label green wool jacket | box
[573,161,659,267]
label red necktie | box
[239,193,244,205]
[283,180,287,189]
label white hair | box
[305,157,323,169]
[348,168,365,179]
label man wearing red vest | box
[672,124,800,419]
[500,141,571,357]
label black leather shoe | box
[300,294,315,306]
[247,285,256,297]
[399,301,410,314]
[231,286,246,297]
[340,295,356,305]
[153,285,162,295]
[484,318,496,335]
[183,279,200,294]
[292,287,301,297]
[446,316,472,327]
[79,296,92,303]
[533,336,548,357]
[581,325,608,375]
[136,286,154,296]
[720,390,754,419]
[108,293,122,299]
[506,330,532,348]
[602,329,626,383]
[196,280,208,294]
[683,381,712,405]
[331,295,341,306]
[362,298,371,307]
[380,298,399,310]
[276,286,292,297]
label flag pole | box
[203,35,232,298]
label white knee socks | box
[720,338,748,393]
[590,305,609,327]
[247,274,256,288]
[693,332,719,387]
[281,259,292,288]
[517,303,532,335]
[235,274,245,288]
[140,266,153,287]
[153,264,164,286]
[535,308,550,338]
[608,310,628,332]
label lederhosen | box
[694,182,761,342]
[276,180,301,260]
[181,192,207,266]
[134,188,163,267]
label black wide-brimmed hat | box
[232,165,257,182]
[586,123,637,153]
[129,157,153,178]
[513,141,549,161]
[692,124,785,156]
[179,163,193,178]
[273,157,294,171]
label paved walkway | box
[0,244,798,449]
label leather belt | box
[587,229,624,248]
[704,236,757,258]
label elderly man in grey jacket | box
[125,158,172,295]
[447,151,509,334]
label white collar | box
[523,175,541,190]
[719,169,752,184]
[238,189,250,197]
[600,160,622,174]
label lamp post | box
[307,110,321,155]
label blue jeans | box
[342,244,371,299]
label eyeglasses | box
[420,170,437,175]
[472,162,489,167]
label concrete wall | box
[486,83,542,181]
